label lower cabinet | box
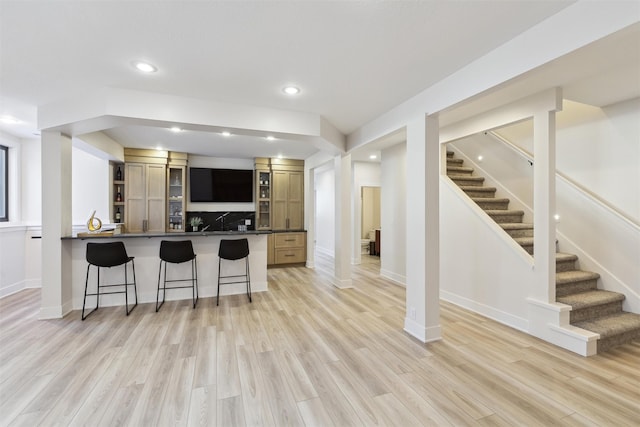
[268,231,306,266]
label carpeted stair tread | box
[556,252,578,263]
[446,150,455,158]
[447,158,464,165]
[513,236,534,245]
[472,197,510,204]
[447,166,474,175]
[556,270,600,285]
[459,185,496,193]
[557,290,625,310]
[574,312,640,339]
[450,176,485,185]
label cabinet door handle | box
[285,239,295,242]
[286,218,290,229]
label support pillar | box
[334,154,352,288]
[305,165,315,268]
[533,111,557,302]
[404,114,441,342]
[40,131,73,319]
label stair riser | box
[570,301,623,323]
[556,259,577,272]
[488,213,524,223]
[446,151,454,158]
[597,329,640,353]
[505,228,534,238]
[451,177,484,186]
[476,200,510,210]
[556,280,597,297]
[463,189,497,198]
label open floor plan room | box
[1,257,638,426]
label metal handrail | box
[485,131,639,231]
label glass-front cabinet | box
[167,164,186,231]
[256,169,271,230]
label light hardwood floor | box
[1,255,639,426]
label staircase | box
[446,150,640,353]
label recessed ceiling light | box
[282,86,300,95]
[222,131,232,137]
[477,155,484,161]
[133,61,157,73]
[369,154,377,160]
[170,126,182,133]
[0,115,21,124]
[266,136,276,141]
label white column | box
[305,166,315,268]
[533,111,557,302]
[404,114,441,342]
[40,131,73,319]
[333,154,352,288]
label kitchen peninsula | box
[64,230,269,309]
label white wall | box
[496,98,640,222]
[314,167,335,257]
[440,179,533,331]
[21,138,42,224]
[72,147,109,225]
[380,142,406,284]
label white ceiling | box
[0,0,580,158]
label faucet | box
[215,212,230,231]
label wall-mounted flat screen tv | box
[190,168,254,202]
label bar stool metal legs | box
[156,240,198,312]
[82,242,138,320]
[217,238,251,306]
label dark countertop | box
[63,230,272,240]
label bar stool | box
[156,240,198,311]
[217,238,251,306]
[83,241,138,320]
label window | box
[0,145,7,221]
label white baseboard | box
[380,269,406,287]
[403,317,442,343]
[0,281,27,299]
[441,290,529,333]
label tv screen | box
[190,168,254,202]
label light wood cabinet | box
[270,231,306,265]
[272,165,304,230]
[125,162,166,233]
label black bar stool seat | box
[83,241,137,320]
[156,240,198,311]
[217,238,251,306]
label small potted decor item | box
[190,216,203,232]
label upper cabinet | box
[255,158,271,230]
[123,148,168,233]
[255,157,304,231]
[167,152,187,232]
[270,159,304,231]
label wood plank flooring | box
[1,255,639,426]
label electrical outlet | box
[245,219,251,225]
[410,307,416,320]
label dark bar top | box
[63,230,273,240]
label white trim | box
[403,317,442,343]
[332,278,353,289]
[379,268,406,287]
[442,290,529,333]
